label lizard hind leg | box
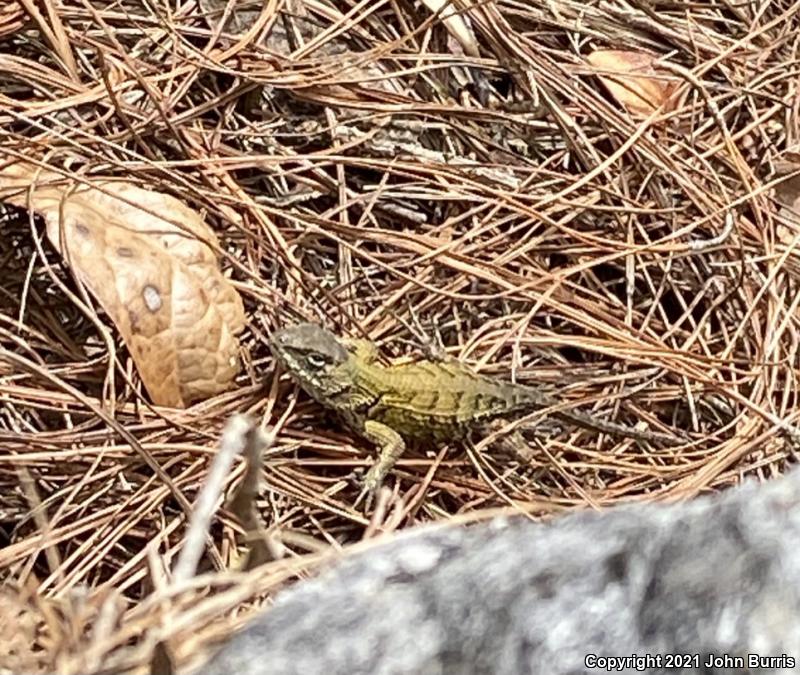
[483,419,537,462]
[354,420,407,510]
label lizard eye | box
[305,353,329,370]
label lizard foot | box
[352,465,385,512]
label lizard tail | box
[554,407,685,447]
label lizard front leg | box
[354,420,406,510]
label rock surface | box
[200,472,800,674]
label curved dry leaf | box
[774,159,800,246]
[587,50,678,116]
[0,163,246,407]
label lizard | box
[269,322,685,509]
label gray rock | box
[199,472,800,675]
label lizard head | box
[269,323,352,401]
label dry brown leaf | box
[587,50,678,116]
[773,158,800,246]
[0,163,246,407]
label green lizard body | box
[270,323,681,508]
